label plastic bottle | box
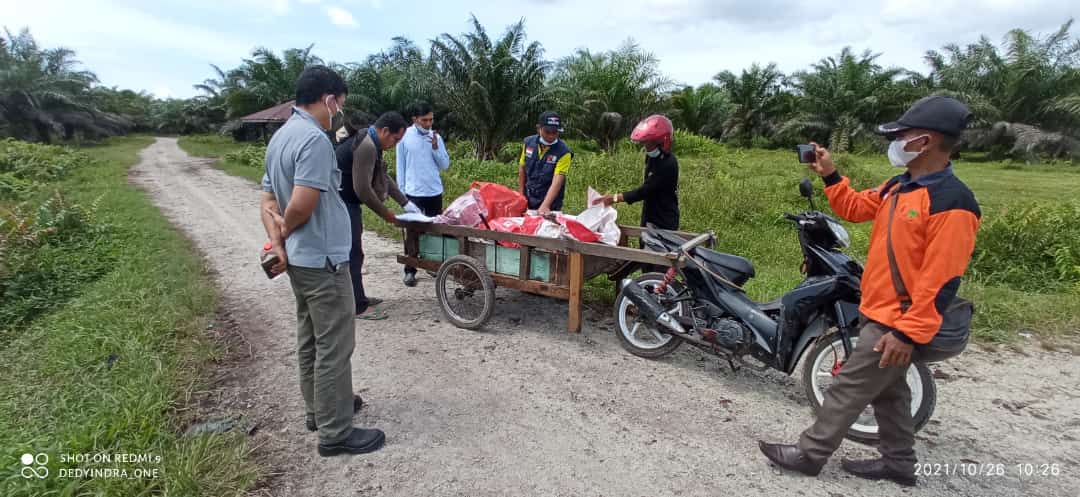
[260,242,283,280]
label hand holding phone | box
[801,142,836,177]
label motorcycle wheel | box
[801,331,936,445]
[614,272,690,358]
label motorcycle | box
[615,179,936,443]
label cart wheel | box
[435,255,495,330]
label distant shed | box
[235,100,294,142]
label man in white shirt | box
[396,101,451,286]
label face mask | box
[538,136,556,146]
[645,148,661,158]
[324,96,344,132]
[887,135,928,167]
[414,123,431,135]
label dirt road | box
[132,137,1079,497]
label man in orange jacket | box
[758,96,980,486]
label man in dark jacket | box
[334,111,384,319]
[595,115,679,230]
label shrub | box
[672,129,724,157]
[0,139,96,200]
[0,192,112,331]
[223,146,266,169]
[971,201,1080,292]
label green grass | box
[176,134,239,159]
[0,136,259,496]
[177,135,265,182]
[182,133,1080,343]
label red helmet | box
[630,114,674,152]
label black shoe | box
[317,427,386,457]
[758,441,824,476]
[306,395,365,432]
[841,457,917,487]
[403,273,417,287]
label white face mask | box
[414,123,431,135]
[538,136,556,146]
[324,96,344,132]
[887,135,928,167]
[645,148,661,158]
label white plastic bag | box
[577,187,621,245]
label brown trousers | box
[799,320,956,473]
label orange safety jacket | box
[823,165,981,344]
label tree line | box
[3,17,1078,160]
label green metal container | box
[484,243,552,282]
[419,234,459,261]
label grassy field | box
[180,133,1080,344]
[0,136,258,496]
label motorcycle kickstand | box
[726,358,740,372]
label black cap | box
[538,111,564,132]
[877,96,973,138]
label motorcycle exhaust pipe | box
[620,280,687,335]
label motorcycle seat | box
[692,247,756,286]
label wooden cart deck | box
[396,221,712,332]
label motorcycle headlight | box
[826,218,850,249]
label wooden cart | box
[395,221,713,332]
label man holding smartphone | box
[397,101,450,287]
[758,96,980,486]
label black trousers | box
[344,202,369,313]
[404,194,443,276]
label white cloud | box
[269,0,290,15]
[326,6,358,27]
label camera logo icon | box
[21,453,49,479]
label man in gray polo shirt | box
[260,65,385,457]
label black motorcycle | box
[615,179,936,443]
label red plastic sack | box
[488,217,527,248]
[434,189,487,227]
[471,181,527,219]
[557,214,602,243]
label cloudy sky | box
[1,0,1076,99]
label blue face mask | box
[646,148,661,158]
[415,123,430,135]
[539,136,556,146]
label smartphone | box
[796,144,816,164]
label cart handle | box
[678,232,714,254]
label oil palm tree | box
[430,16,549,159]
[713,63,790,146]
[225,45,323,118]
[549,40,674,151]
[781,47,918,152]
[669,83,731,138]
[926,19,1080,159]
[0,28,126,142]
[342,37,435,115]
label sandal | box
[356,308,388,321]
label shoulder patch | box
[928,176,981,218]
